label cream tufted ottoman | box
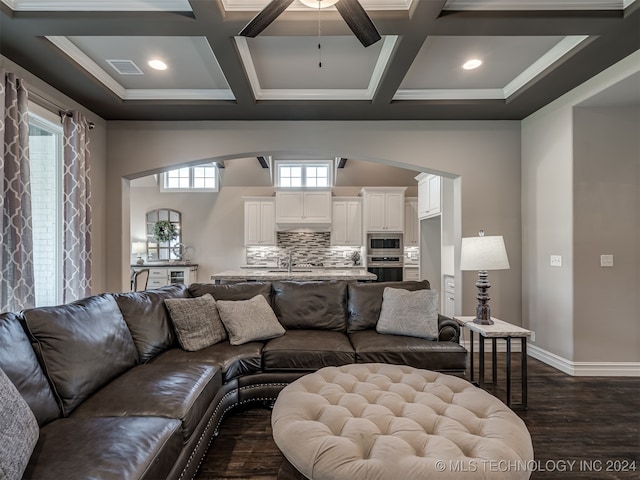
[272,363,533,480]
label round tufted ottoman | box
[272,363,533,480]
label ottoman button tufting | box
[272,363,534,480]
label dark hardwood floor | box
[196,356,640,480]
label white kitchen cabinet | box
[443,274,455,317]
[331,198,362,246]
[134,265,198,289]
[404,198,419,246]
[416,173,441,219]
[275,190,332,224]
[244,198,275,246]
[404,266,419,281]
[361,187,405,232]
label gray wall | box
[108,120,522,327]
[573,106,639,363]
[522,51,640,369]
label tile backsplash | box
[246,232,363,267]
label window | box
[161,163,218,192]
[275,161,332,188]
[28,107,63,307]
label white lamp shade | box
[132,241,146,255]
[460,235,510,271]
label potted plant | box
[153,220,178,243]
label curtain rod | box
[29,90,95,130]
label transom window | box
[161,163,218,192]
[275,161,332,188]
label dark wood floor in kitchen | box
[195,355,640,480]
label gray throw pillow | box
[376,287,439,340]
[216,295,285,345]
[0,368,39,480]
[164,294,227,351]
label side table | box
[454,316,531,410]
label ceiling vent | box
[106,59,144,75]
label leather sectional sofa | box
[0,279,467,480]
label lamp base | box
[136,256,145,265]
[473,316,494,325]
[474,270,494,325]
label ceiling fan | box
[239,0,381,48]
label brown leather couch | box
[0,280,467,480]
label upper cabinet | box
[244,198,275,246]
[275,191,332,225]
[416,173,441,219]
[404,198,419,246]
[361,187,406,232]
[331,198,362,246]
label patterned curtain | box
[0,68,35,312]
[62,112,92,302]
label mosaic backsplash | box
[246,232,363,267]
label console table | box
[454,316,531,410]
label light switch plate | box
[550,255,562,267]
[600,254,614,267]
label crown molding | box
[222,0,412,11]
[3,0,191,11]
[443,0,630,10]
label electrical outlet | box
[600,254,614,267]
[550,255,562,267]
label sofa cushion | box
[164,294,227,351]
[151,342,263,382]
[115,283,189,363]
[72,363,221,442]
[349,330,467,372]
[272,281,348,332]
[0,367,40,480]
[0,313,60,426]
[376,287,440,340]
[23,416,182,480]
[189,281,272,303]
[262,330,355,371]
[22,294,139,416]
[347,280,431,332]
[216,295,285,345]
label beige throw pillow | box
[164,294,227,351]
[216,295,285,345]
[376,287,439,340]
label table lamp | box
[460,230,510,325]
[132,241,146,265]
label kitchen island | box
[210,268,376,283]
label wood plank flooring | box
[195,356,640,480]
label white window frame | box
[274,160,333,189]
[159,163,219,192]
[28,103,63,307]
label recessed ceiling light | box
[299,0,339,8]
[148,59,168,71]
[462,59,482,70]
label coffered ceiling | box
[1,0,638,120]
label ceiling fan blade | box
[335,0,381,48]
[239,0,296,38]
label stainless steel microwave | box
[367,233,403,256]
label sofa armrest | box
[437,315,460,343]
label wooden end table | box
[454,316,531,410]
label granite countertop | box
[132,263,197,268]
[211,268,377,281]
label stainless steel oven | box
[367,256,404,282]
[367,233,403,257]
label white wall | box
[522,50,640,372]
[107,120,522,327]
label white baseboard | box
[527,344,640,377]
